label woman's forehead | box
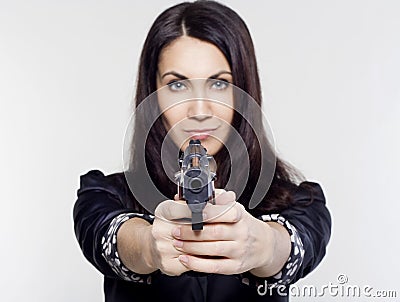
[158,36,231,79]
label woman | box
[73,1,331,301]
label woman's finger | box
[178,254,241,275]
[214,188,226,196]
[203,202,242,223]
[172,223,236,241]
[214,191,236,205]
[155,199,192,221]
[173,239,240,258]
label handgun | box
[175,139,217,230]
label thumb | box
[214,190,236,205]
[214,189,226,197]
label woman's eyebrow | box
[160,70,232,80]
[209,71,232,79]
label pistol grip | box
[191,212,203,230]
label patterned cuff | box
[101,212,155,283]
[238,214,304,288]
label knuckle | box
[238,227,249,241]
[237,246,246,260]
[235,204,244,219]
[232,207,241,222]
[165,203,173,219]
[155,243,165,256]
[159,259,168,272]
[160,260,181,276]
[212,262,221,274]
[212,224,223,238]
[236,202,244,210]
[237,259,245,273]
[155,200,168,217]
[154,204,162,217]
[151,227,160,240]
[213,241,224,255]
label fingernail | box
[173,240,183,248]
[173,227,181,238]
[179,255,188,264]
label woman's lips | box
[190,133,210,140]
[184,128,216,140]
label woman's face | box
[156,36,234,155]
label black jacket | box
[73,170,331,302]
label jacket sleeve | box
[72,169,147,279]
[280,181,332,283]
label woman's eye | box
[167,80,187,91]
[210,79,229,90]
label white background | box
[1,0,399,301]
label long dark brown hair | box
[127,0,305,217]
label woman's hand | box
[147,189,231,276]
[170,190,285,276]
[147,198,194,276]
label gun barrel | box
[176,139,216,230]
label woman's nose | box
[187,99,213,121]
